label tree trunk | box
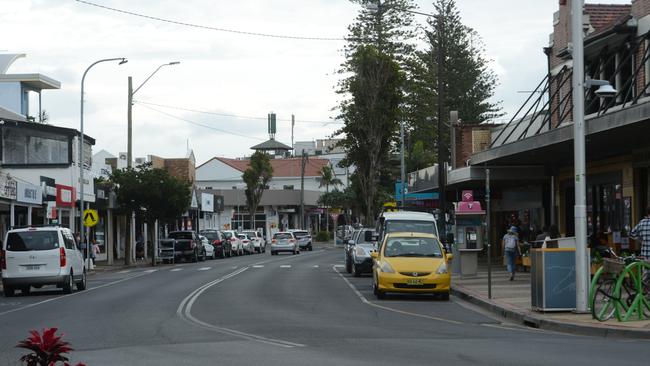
[250,212,255,230]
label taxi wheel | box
[373,283,385,300]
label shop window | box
[2,127,70,165]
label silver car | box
[290,230,312,251]
[271,232,299,255]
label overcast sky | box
[1,0,633,166]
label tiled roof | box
[584,4,631,33]
[215,157,330,177]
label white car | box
[242,230,265,253]
[1,226,87,297]
[222,230,243,256]
[237,234,254,254]
[199,235,215,260]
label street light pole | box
[400,120,406,207]
[571,0,589,313]
[127,61,180,168]
[80,57,127,269]
[436,14,447,245]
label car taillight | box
[213,240,221,245]
[272,239,277,243]
[0,249,6,270]
[59,247,66,267]
[289,239,296,243]
[230,238,236,242]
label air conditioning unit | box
[118,152,127,160]
[135,157,146,165]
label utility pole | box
[571,0,589,313]
[486,168,492,299]
[291,115,295,157]
[127,76,133,168]
[400,120,406,208]
[436,14,447,245]
[300,151,308,229]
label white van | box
[1,226,86,297]
[376,211,440,246]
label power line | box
[74,0,347,41]
[137,103,265,141]
[134,100,343,125]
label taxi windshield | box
[383,237,442,258]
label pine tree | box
[404,0,503,171]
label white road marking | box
[312,265,320,268]
[197,267,211,271]
[170,268,183,272]
[253,265,264,268]
[280,265,291,268]
[117,270,131,273]
[0,271,153,317]
[177,267,305,348]
[143,269,158,273]
[333,264,345,268]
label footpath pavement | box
[452,265,650,339]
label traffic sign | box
[83,209,99,227]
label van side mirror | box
[370,252,378,259]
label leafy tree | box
[243,151,273,230]
[110,163,191,264]
[317,166,343,193]
[335,45,404,226]
[403,0,503,170]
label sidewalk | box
[452,265,650,339]
[91,258,153,274]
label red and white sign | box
[46,201,57,219]
[56,184,76,208]
[462,190,474,202]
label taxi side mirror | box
[446,253,454,261]
[370,252,378,259]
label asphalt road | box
[1,245,649,365]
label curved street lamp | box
[80,57,128,268]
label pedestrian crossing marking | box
[333,265,344,268]
[118,270,131,274]
[170,268,183,272]
[143,269,158,273]
[280,265,291,268]
[253,265,264,268]
[312,265,320,268]
[198,267,211,271]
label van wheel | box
[4,286,15,297]
[63,272,74,294]
[77,270,87,291]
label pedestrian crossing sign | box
[83,209,99,227]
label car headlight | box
[355,246,369,257]
[436,262,448,274]
[379,261,395,273]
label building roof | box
[0,105,26,122]
[584,4,632,34]
[0,118,95,144]
[210,157,330,177]
[250,138,293,151]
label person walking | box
[91,240,101,265]
[502,226,520,281]
[630,206,650,259]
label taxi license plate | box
[406,279,423,285]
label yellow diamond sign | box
[83,209,99,228]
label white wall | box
[196,158,243,182]
[0,82,22,114]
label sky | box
[0,0,634,166]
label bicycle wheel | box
[591,278,616,322]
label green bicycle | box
[590,255,650,322]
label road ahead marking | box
[177,267,305,348]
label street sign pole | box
[486,168,492,299]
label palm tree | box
[318,165,343,234]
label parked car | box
[199,229,231,258]
[1,226,87,297]
[347,229,378,277]
[222,230,243,256]
[167,231,204,262]
[290,230,312,251]
[371,232,452,300]
[199,235,215,260]
[242,230,265,253]
[344,229,361,272]
[238,233,254,254]
[270,232,299,255]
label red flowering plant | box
[16,328,86,366]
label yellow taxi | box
[371,232,452,300]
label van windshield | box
[385,220,436,235]
[6,231,60,251]
[384,237,443,258]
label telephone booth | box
[453,191,485,278]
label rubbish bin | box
[530,248,576,311]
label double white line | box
[176,266,305,348]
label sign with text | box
[56,184,76,208]
[17,182,43,205]
[0,175,17,200]
[201,193,214,212]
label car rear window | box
[200,231,219,241]
[6,231,60,251]
[274,233,292,240]
[293,231,308,238]
[169,232,193,240]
